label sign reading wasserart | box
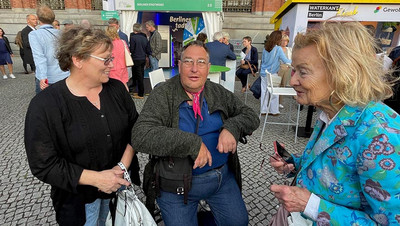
[135,0,222,11]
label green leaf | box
[371,170,387,180]
[394,181,400,189]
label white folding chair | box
[259,70,300,143]
[149,68,166,89]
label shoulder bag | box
[153,90,205,204]
[123,41,134,67]
[106,162,156,226]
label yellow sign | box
[336,6,359,17]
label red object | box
[44,79,48,84]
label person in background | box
[196,32,208,43]
[145,20,162,71]
[108,18,129,47]
[25,27,140,226]
[29,5,69,94]
[259,30,291,116]
[0,28,15,79]
[80,19,91,29]
[15,31,28,74]
[222,31,234,52]
[205,31,236,81]
[21,14,37,74]
[278,34,292,88]
[235,36,258,93]
[62,20,74,30]
[270,21,400,225]
[132,40,259,226]
[129,23,150,99]
[52,19,60,30]
[105,26,129,91]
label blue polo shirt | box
[179,98,228,175]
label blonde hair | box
[281,34,289,42]
[105,26,120,40]
[293,21,392,106]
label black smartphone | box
[273,141,291,163]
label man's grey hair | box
[132,23,142,33]
[145,20,156,28]
[181,40,209,61]
[213,31,224,41]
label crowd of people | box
[2,5,396,225]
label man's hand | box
[217,129,237,154]
[193,142,212,169]
[270,185,311,212]
[40,79,49,90]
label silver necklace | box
[67,80,100,107]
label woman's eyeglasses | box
[89,55,114,66]
[181,58,208,68]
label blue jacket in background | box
[28,24,69,84]
[118,30,129,47]
[205,40,236,66]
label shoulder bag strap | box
[43,28,57,39]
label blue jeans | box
[149,55,159,71]
[35,78,41,94]
[157,164,248,226]
[84,198,110,226]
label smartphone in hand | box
[273,141,292,163]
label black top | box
[24,78,138,224]
[129,32,151,60]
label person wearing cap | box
[62,20,74,30]
[108,18,129,47]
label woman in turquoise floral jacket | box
[270,21,400,225]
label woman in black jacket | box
[235,36,258,92]
[0,28,15,79]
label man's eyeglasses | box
[181,58,208,68]
[89,55,114,66]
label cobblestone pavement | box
[0,57,316,225]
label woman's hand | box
[240,59,245,65]
[269,154,295,174]
[270,185,311,212]
[93,169,130,194]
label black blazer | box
[21,25,34,64]
[242,45,258,72]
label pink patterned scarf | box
[186,86,204,121]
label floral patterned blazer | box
[293,101,400,225]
